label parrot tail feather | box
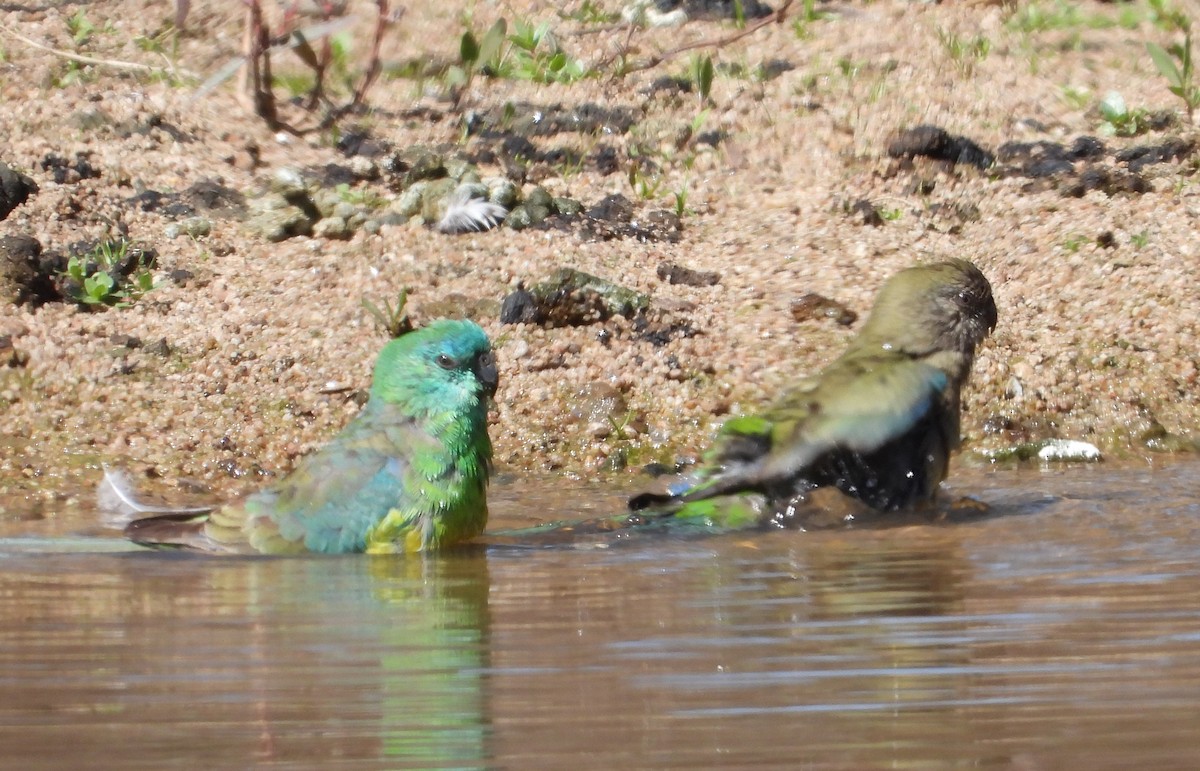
[123,512,232,552]
[97,467,213,528]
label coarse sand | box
[1,0,1197,508]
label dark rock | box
[336,131,368,157]
[591,145,620,176]
[113,114,191,143]
[997,136,1106,180]
[383,146,447,189]
[1096,231,1117,249]
[128,188,197,217]
[644,76,693,97]
[169,268,196,286]
[790,292,858,326]
[144,339,172,358]
[110,334,143,349]
[499,283,540,324]
[632,315,700,346]
[581,195,682,242]
[500,268,651,328]
[183,178,247,219]
[847,199,885,227]
[0,234,58,305]
[0,162,37,221]
[1115,137,1195,172]
[40,152,100,184]
[996,140,1074,177]
[587,193,634,223]
[501,135,540,162]
[657,261,720,286]
[1069,135,1106,160]
[694,130,728,148]
[552,197,584,217]
[887,125,994,169]
[311,163,361,188]
[1060,167,1151,197]
[471,102,638,139]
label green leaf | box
[460,30,480,65]
[1147,42,1184,88]
[66,255,85,282]
[84,271,114,302]
[1099,90,1127,121]
[478,19,507,66]
[696,55,714,102]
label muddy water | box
[1,460,1199,769]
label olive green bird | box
[107,319,498,554]
[625,258,998,531]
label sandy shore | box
[1,0,1197,507]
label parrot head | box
[858,258,997,358]
[369,319,498,416]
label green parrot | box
[626,258,998,532]
[115,319,498,554]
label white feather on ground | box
[96,467,212,527]
[436,188,508,234]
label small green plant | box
[1131,231,1150,248]
[508,18,587,83]
[449,18,506,98]
[1062,233,1089,253]
[362,288,414,339]
[1149,0,1188,31]
[879,206,903,222]
[792,0,831,39]
[62,240,155,308]
[1060,85,1091,110]
[836,56,861,79]
[672,185,689,218]
[1007,1,1088,34]
[453,15,587,95]
[560,1,619,25]
[627,160,664,200]
[1146,15,1200,121]
[50,60,89,88]
[936,27,991,74]
[689,53,714,106]
[1098,91,1150,136]
[66,9,97,45]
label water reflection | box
[0,550,494,768]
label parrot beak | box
[983,294,998,334]
[475,350,499,398]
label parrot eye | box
[435,353,457,369]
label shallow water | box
[2,460,1199,769]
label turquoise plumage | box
[118,319,498,554]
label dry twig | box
[592,0,796,75]
[0,21,197,80]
